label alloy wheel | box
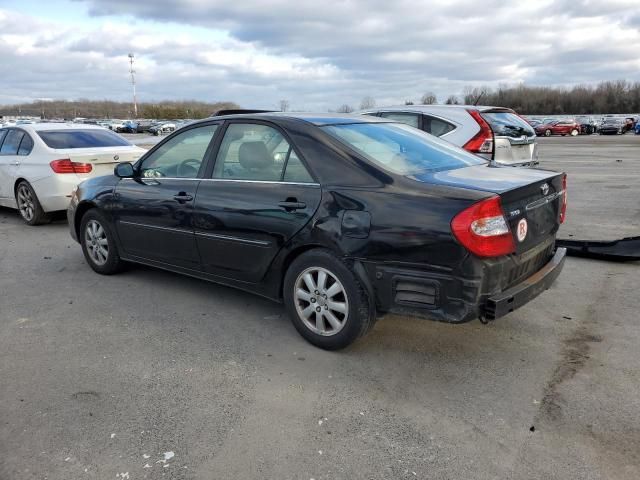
[17,184,35,222]
[84,219,109,266]
[294,267,349,336]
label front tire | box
[80,209,124,275]
[283,249,374,350]
[570,129,578,136]
[544,129,552,137]
[15,181,51,226]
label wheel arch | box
[276,244,376,314]
[74,201,97,239]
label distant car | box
[535,120,580,137]
[149,122,176,136]
[0,123,144,225]
[635,122,640,134]
[68,113,567,349]
[135,120,156,133]
[118,120,138,134]
[525,119,543,128]
[623,117,635,133]
[598,118,625,135]
[361,105,538,167]
[575,116,597,135]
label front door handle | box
[278,201,306,211]
[173,193,193,203]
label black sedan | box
[68,113,567,350]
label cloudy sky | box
[1,0,639,110]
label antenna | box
[128,53,138,118]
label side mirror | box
[114,162,135,178]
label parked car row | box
[524,115,639,136]
[0,111,567,350]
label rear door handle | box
[278,201,306,211]
[173,193,193,203]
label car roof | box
[4,122,109,132]
[199,112,392,126]
[359,104,513,114]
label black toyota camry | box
[68,113,567,350]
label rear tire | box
[283,249,375,350]
[570,129,578,136]
[80,209,124,275]
[15,181,51,226]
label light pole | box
[128,53,138,118]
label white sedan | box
[0,123,145,225]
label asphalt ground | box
[0,134,638,479]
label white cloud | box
[1,0,640,110]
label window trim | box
[135,121,222,179]
[203,119,318,184]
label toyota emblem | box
[540,183,549,196]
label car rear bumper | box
[481,247,566,320]
[362,245,566,324]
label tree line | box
[335,80,640,115]
[0,99,240,120]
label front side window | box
[378,112,420,128]
[213,123,312,182]
[0,130,25,155]
[0,129,8,149]
[140,124,218,178]
[37,129,131,149]
[323,122,485,175]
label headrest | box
[239,142,272,170]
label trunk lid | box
[55,147,145,177]
[412,164,565,254]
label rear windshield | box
[480,112,535,138]
[37,129,131,149]
[322,122,485,175]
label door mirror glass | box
[114,162,135,178]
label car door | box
[193,121,322,283]
[0,129,27,205]
[113,123,220,270]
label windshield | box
[322,122,486,175]
[480,112,535,138]
[38,129,131,149]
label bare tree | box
[420,92,437,105]
[279,99,290,112]
[360,96,376,110]
[404,100,414,105]
[336,104,354,113]
[445,95,460,105]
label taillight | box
[50,159,93,174]
[451,196,515,258]
[559,174,567,224]
[463,109,494,155]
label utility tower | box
[128,53,138,118]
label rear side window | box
[378,112,420,128]
[424,115,456,136]
[0,130,7,149]
[0,130,25,155]
[18,133,34,155]
[480,112,535,138]
[37,129,131,149]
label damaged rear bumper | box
[482,247,566,320]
